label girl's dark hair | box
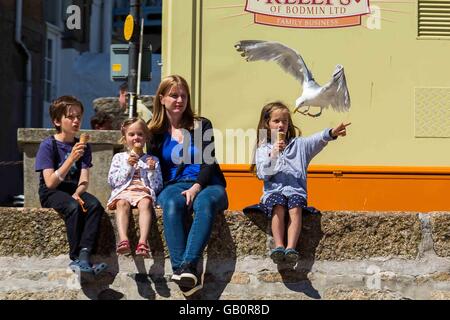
[250,101,301,173]
[49,96,84,133]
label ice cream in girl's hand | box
[277,131,285,142]
[79,133,90,144]
[132,142,144,156]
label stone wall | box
[0,208,449,300]
[92,96,154,129]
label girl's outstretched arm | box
[331,122,351,138]
[302,129,335,163]
[303,123,351,163]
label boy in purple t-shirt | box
[35,96,107,275]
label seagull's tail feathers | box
[320,65,351,113]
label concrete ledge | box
[0,208,449,300]
[17,128,123,146]
[1,208,441,259]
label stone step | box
[2,208,450,260]
[0,272,413,300]
[1,256,449,300]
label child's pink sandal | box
[135,242,151,258]
[116,240,131,255]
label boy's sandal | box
[135,242,151,258]
[69,260,93,274]
[92,262,108,276]
[116,240,131,255]
[270,246,285,264]
[69,260,81,273]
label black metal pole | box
[128,0,141,118]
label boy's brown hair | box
[49,96,84,132]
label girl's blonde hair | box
[148,75,197,134]
[250,101,301,173]
[119,117,150,148]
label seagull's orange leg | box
[295,105,310,115]
[307,107,323,118]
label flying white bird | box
[235,40,351,117]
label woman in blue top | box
[148,75,228,297]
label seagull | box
[235,40,350,117]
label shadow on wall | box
[33,209,322,300]
[165,211,238,300]
[74,208,171,300]
[246,209,323,299]
[140,208,171,299]
[278,213,323,299]
[201,212,237,300]
[74,213,122,300]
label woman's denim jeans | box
[157,182,228,271]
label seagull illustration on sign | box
[235,40,351,117]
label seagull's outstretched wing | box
[235,40,313,83]
[319,65,351,112]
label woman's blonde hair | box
[119,117,150,148]
[250,101,301,173]
[148,75,196,134]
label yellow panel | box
[163,0,450,167]
[112,64,122,72]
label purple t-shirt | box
[35,136,93,183]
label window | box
[44,0,63,28]
[44,37,53,102]
[418,0,450,38]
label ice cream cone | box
[79,133,90,144]
[132,142,144,155]
[277,131,285,142]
